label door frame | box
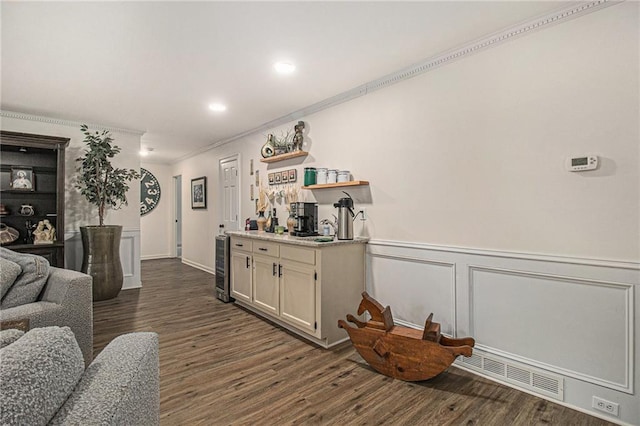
[219,153,241,232]
[172,174,182,258]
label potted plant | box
[75,124,140,301]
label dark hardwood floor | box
[92,258,613,425]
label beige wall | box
[140,162,173,259]
[166,2,638,267]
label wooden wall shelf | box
[260,151,308,163]
[302,180,369,190]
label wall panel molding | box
[370,239,639,270]
[64,229,141,290]
[367,252,457,334]
[366,239,638,400]
[468,265,633,393]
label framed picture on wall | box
[288,169,297,183]
[281,171,288,183]
[191,176,207,209]
[274,173,281,184]
[268,173,275,185]
[10,166,35,191]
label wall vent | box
[460,350,564,401]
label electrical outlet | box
[360,209,366,220]
[592,396,619,417]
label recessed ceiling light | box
[139,147,154,157]
[274,61,295,74]
[208,103,227,112]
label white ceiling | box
[1,1,568,164]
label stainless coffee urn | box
[333,192,355,240]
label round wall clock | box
[140,168,161,216]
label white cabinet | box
[230,238,252,303]
[252,254,279,315]
[280,260,317,334]
[229,234,366,348]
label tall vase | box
[80,225,123,301]
[256,211,267,232]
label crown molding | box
[0,110,145,137]
[173,0,617,164]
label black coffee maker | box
[291,202,318,237]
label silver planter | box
[80,225,123,301]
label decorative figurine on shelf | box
[33,219,56,244]
[261,134,275,158]
[292,121,305,151]
[19,204,35,216]
[24,220,35,244]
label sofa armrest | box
[0,267,93,366]
[49,332,160,426]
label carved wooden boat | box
[338,292,475,381]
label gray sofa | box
[0,248,93,366]
[0,326,159,425]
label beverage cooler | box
[215,235,233,303]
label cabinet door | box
[230,251,252,303]
[280,261,316,334]
[252,254,279,315]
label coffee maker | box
[291,202,318,237]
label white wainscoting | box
[366,240,639,423]
[64,229,141,290]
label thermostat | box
[566,155,598,172]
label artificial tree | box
[75,124,140,300]
[75,124,139,226]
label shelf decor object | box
[260,150,308,164]
[339,292,476,381]
[75,124,140,301]
[302,180,369,190]
[9,166,35,191]
[0,130,69,267]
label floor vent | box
[460,350,564,401]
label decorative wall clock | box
[140,168,161,216]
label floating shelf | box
[260,150,308,163]
[302,180,369,190]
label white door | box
[219,157,239,232]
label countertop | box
[226,230,368,247]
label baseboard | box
[181,258,214,275]
[141,254,173,261]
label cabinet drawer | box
[252,241,279,257]
[280,245,315,265]
[231,237,252,252]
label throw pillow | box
[0,247,50,309]
[0,257,21,299]
[0,329,24,349]
[0,326,84,425]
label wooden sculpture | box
[338,292,475,381]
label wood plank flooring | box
[92,258,613,426]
